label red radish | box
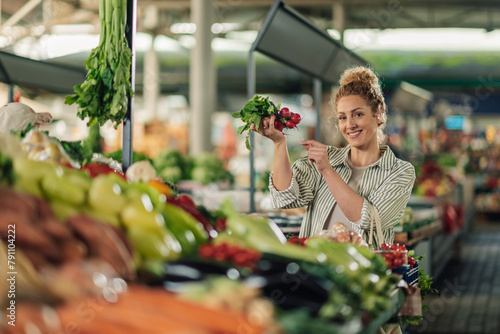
[291,113,302,124]
[274,119,285,132]
[280,107,292,118]
[286,120,295,128]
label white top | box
[324,156,375,232]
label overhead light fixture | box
[170,23,197,34]
[211,23,240,34]
[51,24,96,34]
[170,22,240,35]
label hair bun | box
[339,66,379,88]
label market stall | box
[0,127,426,332]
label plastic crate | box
[393,261,420,286]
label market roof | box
[2,0,500,46]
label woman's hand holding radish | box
[300,140,331,173]
[250,114,286,144]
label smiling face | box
[336,95,381,151]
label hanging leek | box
[65,0,133,128]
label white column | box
[333,1,345,43]
[143,6,160,119]
[189,0,215,155]
[144,35,160,119]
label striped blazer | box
[269,145,415,246]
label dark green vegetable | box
[0,152,15,185]
[60,140,93,165]
[11,123,34,139]
[65,0,133,128]
[104,149,152,164]
[153,149,190,178]
[85,123,103,154]
[232,95,281,150]
[192,153,232,185]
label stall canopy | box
[0,50,86,94]
[251,0,367,85]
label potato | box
[336,230,350,243]
[29,131,45,145]
[27,146,45,160]
[331,222,348,232]
[45,142,62,160]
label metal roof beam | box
[138,0,335,9]
[1,0,42,29]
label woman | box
[251,66,415,246]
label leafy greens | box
[65,0,133,128]
[232,95,281,150]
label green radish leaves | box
[232,95,281,150]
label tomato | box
[291,113,302,124]
[213,249,228,262]
[393,258,403,267]
[398,245,407,252]
[280,107,292,118]
[216,242,228,253]
[82,162,126,179]
[393,251,403,260]
[246,249,261,261]
[198,244,214,259]
[384,253,394,261]
[274,119,285,132]
[286,120,295,128]
[225,244,240,257]
[380,243,391,250]
[233,253,248,266]
[216,217,227,231]
[390,243,400,250]
[177,194,196,208]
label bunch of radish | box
[274,107,302,132]
[233,95,303,150]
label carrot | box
[58,296,209,334]
[58,285,265,334]
[121,285,264,334]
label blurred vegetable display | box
[191,153,232,185]
[0,133,418,333]
[104,149,152,164]
[154,149,192,184]
[153,149,232,186]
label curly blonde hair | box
[331,66,387,144]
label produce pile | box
[413,160,455,198]
[0,132,408,333]
[0,187,133,303]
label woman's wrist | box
[318,163,335,176]
[273,136,287,146]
